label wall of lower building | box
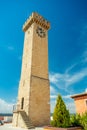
[4,116,12,122]
[0,116,12,122]
[74,98,87,115]
[0,116,4,120]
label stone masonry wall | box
[13,12,50,128]
[29,76,50,126]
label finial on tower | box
[23,12,50,32]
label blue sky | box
[0,0,87,113]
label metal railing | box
[13,104,20,112]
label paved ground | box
[0,123,44,130]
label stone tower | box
[12,12,50,129]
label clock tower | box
[12,12,50,129]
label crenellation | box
[23,12,50,32]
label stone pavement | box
[0,123,44,130]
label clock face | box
[36,26,46,38]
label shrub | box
[70,112,87,129]
[81,112,87,130]
[51,94,70,128]
[70,114,81,127]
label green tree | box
[52,94,70,128]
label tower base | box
[12,111,34,129]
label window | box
[21,97,24,109]
[85,100,87,106]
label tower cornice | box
[23,12,50,32]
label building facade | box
[12,12,50,129]
[71,92,87,115]
[0,113,13,123]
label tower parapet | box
[23,12,50,32]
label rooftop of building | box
[71,92,87,99]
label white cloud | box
[62,95,71,99]
[7,46,14,51]
[50,85,57,94]
[66,68,87,87]
[85,88,87,92]
[0,98,13,113]
[66,102,76,114]
[49,67,87,91]
[65,63,77,74]
[0,45,15,52]
[50,94,71,100]
[50,95,57,99]
[50,100,56,113]
[49,73,63,84]
[49,73,66,89]
[0,45,15,51]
